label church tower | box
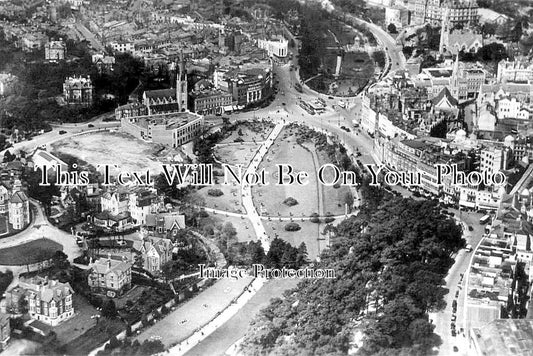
[176,50,188,112]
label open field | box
[214,143,261,168]
[51,132,166,174]
[0,238,62,265]
[263,220,324,260]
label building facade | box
[63,76,93,106]
[8,191,29,230]
[121,112,204,148]
[88,257,132,298]
[44,40,66,61]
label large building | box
[497,58,533,84]
[121,112,204,148]
[190,89,233,115]
[88,256,132,298]
[214,64,273,106]
[470,319,533,356]
[44,40,65,62]
[411,0,478,26]
[8,191,29,230]
[63,76,93,106]
[143,54,188,115]
[450,57,486,102]
[2,277,74,326]
[257,36,288,59]
[385,6,410,29]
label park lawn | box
[197,213,254,244]
[196,183,245,214]
[214,143,261,168]
[263,220,323,260]
[0,238,62,265]
[251,129,320,217]
[316,150,353,216]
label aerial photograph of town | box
[0,0,533,355]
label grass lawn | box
[196,183,245,214]
[0,238,62,265]
[198,214,254,244]
[317,150,353,216]
[252,129,320,217]
[263,220,324,260]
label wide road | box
[186,278,299,356]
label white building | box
[257,36,288,58]
[385,6,409,29]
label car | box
[328,96,334,99]
[451,330,456,337]
[340,126,351,132]
[282,102,286,105]
[88,123,94,128]
[59,130,67,135]
[453,346,459,352]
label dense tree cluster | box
[240,196,464,355]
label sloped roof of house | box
[91,257,132,275]
[144,88,176,99]
[10,191,28,204]
[432,87,458,108]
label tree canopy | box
[240,195,464,355]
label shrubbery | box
[207,189,224,197]
[283,197,299,206]
[284,222,301,231]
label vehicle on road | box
[340,126,351,132]
[466,244,473,252]
[480,214,491,225]
[88,124,94,128]
[59,130,67,135]
[453,346,459,352]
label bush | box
[207,189,224,197]
[283,197,299,206]
[310,212,320,223]
[285,222,301,231]
[324,217,335,223]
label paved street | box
[185,278,299,356]
[135,277,254,348]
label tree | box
[430,119,447,138]
[101,299,117,318]
[387,23,397,34]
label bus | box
[479,214,491,225]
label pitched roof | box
[10,191,28,204]
[144,88,176,99]
[432,87,458,108]
[91,257,132,275]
